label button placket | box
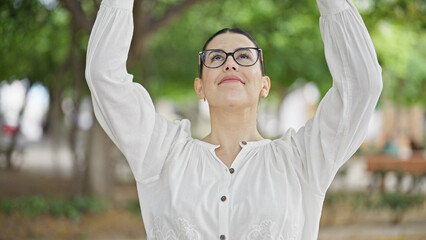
[218,166,231,239]
[215,141,253,238]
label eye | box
[236,51,254,61]
[237,53,251,60]
[210,54,224,62]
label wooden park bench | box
[366,152,426,192]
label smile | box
[218,75,245,85]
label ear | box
[260,75,271,98]
[194,77,205,99]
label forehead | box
[205,33,257,51]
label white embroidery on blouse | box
[246,220,298,240]
[151,216,201,240]
[150,217,298,240]
[247,220,274,239]
[284,224,298,240]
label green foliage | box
[125,200,142,217]
[372,22,426,106]
[377,192,426,212]
[137,0,426,104]
[324,191,426,212]
[324,191,426,224]
[0,0,70,86]
[143,0,331,97]
[1,0,424,106]
[0,195,109,221]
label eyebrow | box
[204,47,256,52]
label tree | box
[1,0,424,197]
[135,0,425,105]
[60,0,211,197]
[1,0,210,197]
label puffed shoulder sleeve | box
[85,0,190,183]
[281,0,382,195]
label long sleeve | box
[85,0,190,183]
[282,0,383,195]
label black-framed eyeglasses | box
[199,47,262,69]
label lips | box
[218,75,245,85]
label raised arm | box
[85,0,189,183]
[282,0,383,195]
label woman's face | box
[194,33,270,109]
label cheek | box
[202,69,220,90]
[245,67,263,87]
[203,68,215,81]
[247,63,263,78]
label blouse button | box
[229,168,235,174]
[241,141,247,146]
[220,235,226,240]
[221,196,227,202]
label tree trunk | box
[59,0,206,199]
[69,23,88,195]
[84,118,115,198]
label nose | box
[223,55,239,72]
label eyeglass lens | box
[204,48,258,68]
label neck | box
[203,105,263,148]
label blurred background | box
[0,0,425,239]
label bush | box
[324,191,426,224]
[377,193,426,212]
[125,200,141,217]
[0,195,110,221]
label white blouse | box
[85,0,382,239]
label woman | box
[86,0,382,239]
